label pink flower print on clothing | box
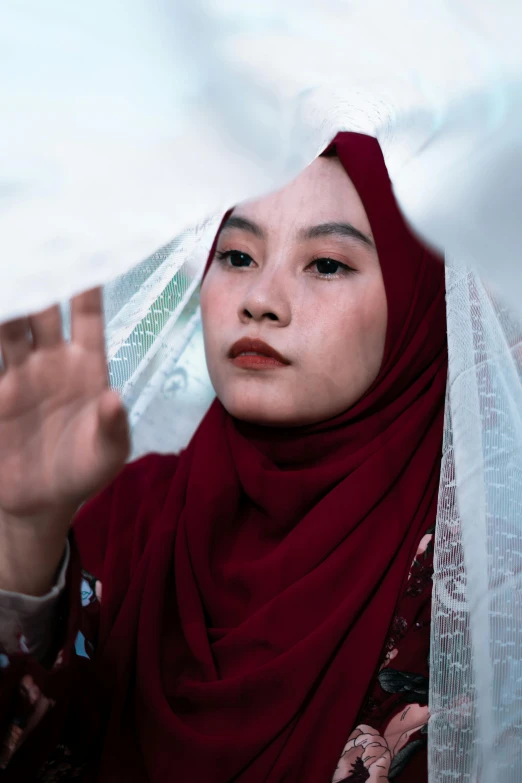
[415,533,433,560]
[406,531,434,592]
[406,529,434,582]
[379,647,398,672]
[331,704,430,782]
[0,675,55,770]
[0,724,24,770]
[332,725,391,782]
[383,703,430,757]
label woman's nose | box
[238,275,291,326]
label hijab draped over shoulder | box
[75,132,448,782]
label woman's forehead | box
[230,156,372,239]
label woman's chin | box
[228,406,296,428]
[215,377,353,428]
[220,396,322,429]
[220,395,300,428]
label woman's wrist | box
[0,507,74,597]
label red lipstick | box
[228,337,290,369]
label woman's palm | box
[0,289,130,516]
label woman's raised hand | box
[0,288,130,595]
[0,288,130,516]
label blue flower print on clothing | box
[80,578,95,608]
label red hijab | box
[76,132,447,782]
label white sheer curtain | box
[432,261,522,781]
[1,2,522,780]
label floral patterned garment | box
[0,527,434,782]
[331,527,434,783]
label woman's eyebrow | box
[299,222,374,248]
[222,216,374,249]
[222,216,265,238]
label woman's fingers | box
[0,288,106,371]
[97,390,131,460]
[1,302,64,369]
[29,304,63,350]
[0,316,32,368]
[97,389,127,435]
[70,287,106,353]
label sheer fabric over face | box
[2,3,522,781]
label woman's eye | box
[216,250,253,268]
[312,258,354,276]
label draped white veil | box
[2,2,522,780]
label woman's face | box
[200,155,388,427]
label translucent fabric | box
[2,2,522,781]
[3,0,522,318]
[431,260,522,782]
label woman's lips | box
[231,354,287,369]
[228,337,290,369]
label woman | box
[0,133,447,781]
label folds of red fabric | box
[0,133,447,783]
